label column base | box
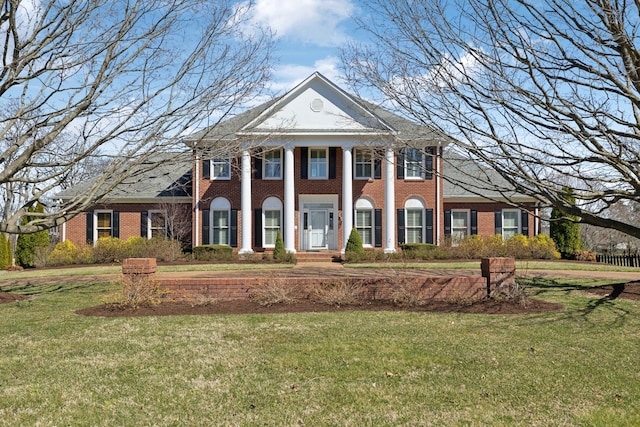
[384,248,397,254]
[238,248,254,255]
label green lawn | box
[1,275,639,425]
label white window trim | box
[404,148,425,180]
[262,148,283,180]
[354,147,374,180]
[355,209,374,247]
[148,210,167,239]
[210,197,231,246]
[309,147,328,180]
[211,157,231,180]
[501,209,521,240]
[450,209,470,241]
[94,210,113,243]
[262,197,283,248]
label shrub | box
[344,228,365,262]
[110,273,164,308]
[529,234,561,259]
[485,234,506,257]
[251,277,298,306]
[15,202,50,268]
[400,243,444,260]
[0,233,10,269]
[272,230,287,262]
[573,250,596,262]
[311,279,364,306]
[193,244,235,261]
[450,235,486,259]
[505,234,530,259]
[93,237,128,263]
[47,241,80,266]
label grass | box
[1,274,640,425]
[0,262,293,280]
[348,259,640,272]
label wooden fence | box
[596,254,640,268]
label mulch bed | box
[74,297,563,317]
[5,282,640,317]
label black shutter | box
[471,210,478,235]
[425,147,433,180]
[112,212,120,238]
[300,147,308,179]
[444,210,451,235]
[141,211,148,238]
[521,210,529,237]
[374,155,382,179]
[374,209,382,247]
[254,208,262,247]
[253,149,263,180]
[397,209,405,245]
[397,149,404,179]
[86,212,93,245]
[201,209,210,245]
[329,147,337,179]
[230,209,238,248]
[202,159,210,180]
[494,210,503,235]
[426,208,434,244]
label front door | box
[309,209,328,249]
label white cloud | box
[242,0,355,46]
[270,56,344,92]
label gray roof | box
[443,150,533,200]
[184,73,450,147]
[57,152,192,201]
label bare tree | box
[0,0,273,234]
[342,0,640,239]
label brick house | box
[59,72,538,253]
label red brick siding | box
[196,147,443,251]
[443,202,537,237]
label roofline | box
[242,72,398,133]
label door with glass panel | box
[309,209,328,249]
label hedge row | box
[46,237,183,266]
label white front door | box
[309,209,328,249]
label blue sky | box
[240,0,361,93]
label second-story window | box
[354,148,374,179]
[211,157,231,179]
[309,148,328,179]
[263,149,282,179]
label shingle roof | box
[184,73,450,147]
[57,152,192,201]
[442,150,532,200]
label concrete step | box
[295,251,342,263]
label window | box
[149,211,167,238]
[406,209,424,243]
[96,211,112,239]
[211,157,231,179]
[355,198,374,246]
[264,210,281,246]
[502,210,520,240]
[262,197,282,247]
[263,149,282,179]
[309,148,328,179]
[451,210,469,241]
[210,197,231,245]
[404,148,424,179]
[212,211,229,245]
[354,148,374,179]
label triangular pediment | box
[243,73,393,134]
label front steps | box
[295,250,342,263]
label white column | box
[384,147,396,253]
[284,145,296,253]
[341,145,353,254]
[239,150,253,254]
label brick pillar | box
[481,257,516,296]
[122,258,157,281]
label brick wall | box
[196,146,443,251]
